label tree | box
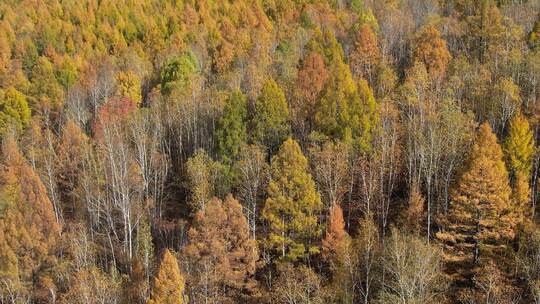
[378,228,447,304]
[349,24,381,82]
[0,87,31,136]
[504,112,534,216]
[310,141,350,208]
[529,12,540,51]
[294,52,328,138]
[504,112,534,179]
[413,25,452,78]
[216,90,248,162]
[314,61,379,151]
[184,196,258,303]
[322,205,349,265]
[0,136,61,301]
[185,150,226,213]
[116,70,142,106]
[438,122,514,266]
[272,264,323,304]
[352,214,381,304]
[262,138,322,262]
[251,79,290,153]
[234,144,269,240]
[160,51,198,95]
[148,249,185,304]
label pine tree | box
[438,122,513,266]
[184,195,258,303]
[148,249,185,304]
[251,79,290,153]
[216,90,248,163]
[262,138,322,262]
[322,205,349,265]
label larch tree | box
[216,90,248,163]
[438,122,514,267]
[349,24,381,83]
[413,25,452,78]
[262,138,323,262]
[115,70,142,106]
[184,195,258,303]
[148,249,185,304]
[251,78,290,153]
[504,112,534,217]
[0,136,61,301]
[0,87,31,136]
[314,60,379,152]
[294,52,328,138]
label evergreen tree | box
[262,138,322,261]
[148,249,185,304]
[216,90,248,162]
[251,79,290,153]
[438,123,514,266]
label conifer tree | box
[251,79,290,153]
[216,90,248,162]
[504,112,534,216]
[148,249,185,304]
[184,195,258,303]
[313,60,378,151]
[413,25,452,78]
[262,138,322,261]
[439,123,513,265]
[504,112,534,179]
[0,136,60,298]
[350,24,381,82]
[0,87,31,136]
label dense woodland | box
[3,0,540,303]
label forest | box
[2,0,540,303]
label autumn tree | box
[185,149,225,213]
[438,123,514,267]
[0,136,61,301]
[310,141,350,208]
[413,25,452,78]
[272,264,323,304]
[349,24,381,82]
[184,196,258,303]
[0,87,31,136]
[116,70,142,106]
[216,90,248,163]
[293,52,328,138]
[378,228,447,304]
[504,112,534,216]
[314,60,379,151]
[262,138,322,262]
[251,79,290,153]
[148,249,185,304]
[234,144,269,239]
